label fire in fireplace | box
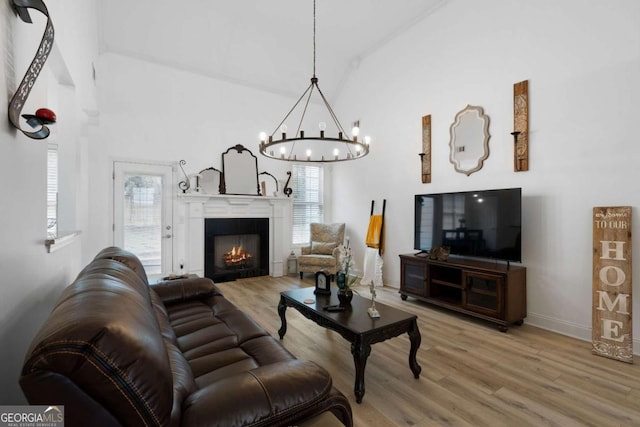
[224,246,253,268]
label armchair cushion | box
[310,223,345,245]
[311,241,338,255]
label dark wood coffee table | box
[278,287,421,403]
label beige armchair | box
[298,223,345,279]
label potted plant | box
[337,245,358,305]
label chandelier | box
[259,0,370,163]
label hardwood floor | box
[216,276,640,427]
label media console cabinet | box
[399,254,526,331]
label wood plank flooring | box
[215,276,640,427]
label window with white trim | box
[291,164,324,245]
[47,143,58,237]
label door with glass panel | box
[113,162,173,276]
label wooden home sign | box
[592,206,633,363]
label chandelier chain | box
[313,0,316,77]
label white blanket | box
[360,247,383,287]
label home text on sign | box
[592,207,632,363]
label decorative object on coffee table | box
[337,244,358,306]
[314,270,331,295]
[367,282,380,318]
[337,287,353,306]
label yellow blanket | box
[365,215,384,253]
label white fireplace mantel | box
[178,193,291,278]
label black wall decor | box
[8,0,55,140]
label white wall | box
[0,0,98,403]
[90,53,329,265]
[331,0,640,347]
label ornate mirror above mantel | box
[449,105,491,176]
[221,144,260,195]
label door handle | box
[165,234,172,239]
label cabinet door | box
[463,271,504,318]
[401,260,428,297]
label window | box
[47,144,58,237]
[291,164,324,245]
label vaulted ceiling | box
[98,0,446,100]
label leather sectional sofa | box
[20,247,352,427]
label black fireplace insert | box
[204,218,269,282]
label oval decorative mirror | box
[221,144,260,195]
[449,105,491,176]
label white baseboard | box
[526,312,639,356]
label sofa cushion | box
[93,246,150,285]
[152,277,221,304]
[182,360,332,427]
[77,258,151,304]
[163,295,298,388]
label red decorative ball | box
[35,108,56,123]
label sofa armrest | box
[301,245,311,255]
[151,277,221,304]
[182,360,338,427]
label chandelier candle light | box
[259,0,371,163]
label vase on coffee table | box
[337,288,353,306]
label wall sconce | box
[513,80,529,171]
[420,115,432,183]
[178,160,190,193]
[8,0,56,140]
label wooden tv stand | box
[399,254,526,332]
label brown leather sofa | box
[20,247,352,427]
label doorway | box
[113,162,173,276]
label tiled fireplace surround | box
[181,194,291,278]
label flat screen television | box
[414,188,522,262]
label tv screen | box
[414,188,522,262]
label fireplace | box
[204,218,269,282]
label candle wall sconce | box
[178,160,190,193]
[419,115,432,183]
[283,171,293,197]
[513,80,529,171]
[8,0,56,140]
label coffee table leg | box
[408,318,422,378]
[351,338,371,403]
[277,296,288,339]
